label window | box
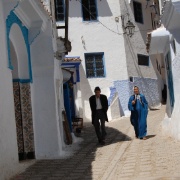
[54,0,65,21]
[82,0,97,21]
[137,54,149,66]
[85,53,105,78]
[129,76,134,82]
[133,1,143,24]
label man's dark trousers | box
[94,109,107,142]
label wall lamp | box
[125,20,135,37]
[120,13,135,37]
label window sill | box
[87,76,106,79]
[82,20,99,23]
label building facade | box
[121,0,163,110]
[149,0,180,140]
[0,0,67,179]
[56,0,162,122]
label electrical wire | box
[76,0,157,106]
[77,0,153,36]
[76,0,124,35]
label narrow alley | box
[11,105,180,180]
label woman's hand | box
[132,100,136,105]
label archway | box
[7,12,35,161]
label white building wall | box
[122,0,157,78]
[161,9,180,139]
[0,1,20,179]
[30,10,65,159]
[168,41,180,140]
[58,0,128,122]
[153,0,180,140]
[0,0,66,179]
[119,0,162,109]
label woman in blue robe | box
[128,86,148,140]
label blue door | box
[165,52,175,110]
[63,80,75,132]
[63,83,72,132]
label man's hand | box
[132,100,136,105]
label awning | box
[148,27,171,54]
[61,56,81,83]
[63,56,82,62]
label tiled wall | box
[109,77,161,116]
[13,82,35,159]
[13,82,24,153]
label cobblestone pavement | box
[11,105,180,180]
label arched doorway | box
[7,12,35,161]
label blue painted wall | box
[109,77,161,116]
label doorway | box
[9,23,35,161]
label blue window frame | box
[133,1,143,24]
[54,0,65,21]
[137,54,149,66]
[85,53,105,78]
[82,0,97,21]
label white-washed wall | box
[119,0,162,111]
[57,0,129,122]
[30,20,64,159]
[0,1,20,179]
[162,39,180,140]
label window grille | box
[133,1,143,24]
[82,0,97,21]
[85,53,105,78]
[54,0,65,21]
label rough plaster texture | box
[57,0,129,122]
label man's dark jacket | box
[89,94,108,124]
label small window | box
[138,54,149,66]
[133,1,143,24]
[82,0,97,21]
[54,0,65,21]
[85,53,105,78]
[129,76,134,82]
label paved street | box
[12,105,180,180]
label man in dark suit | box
[89,87,108,145]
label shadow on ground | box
[146,135,156,139]
[11,122,131,180]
